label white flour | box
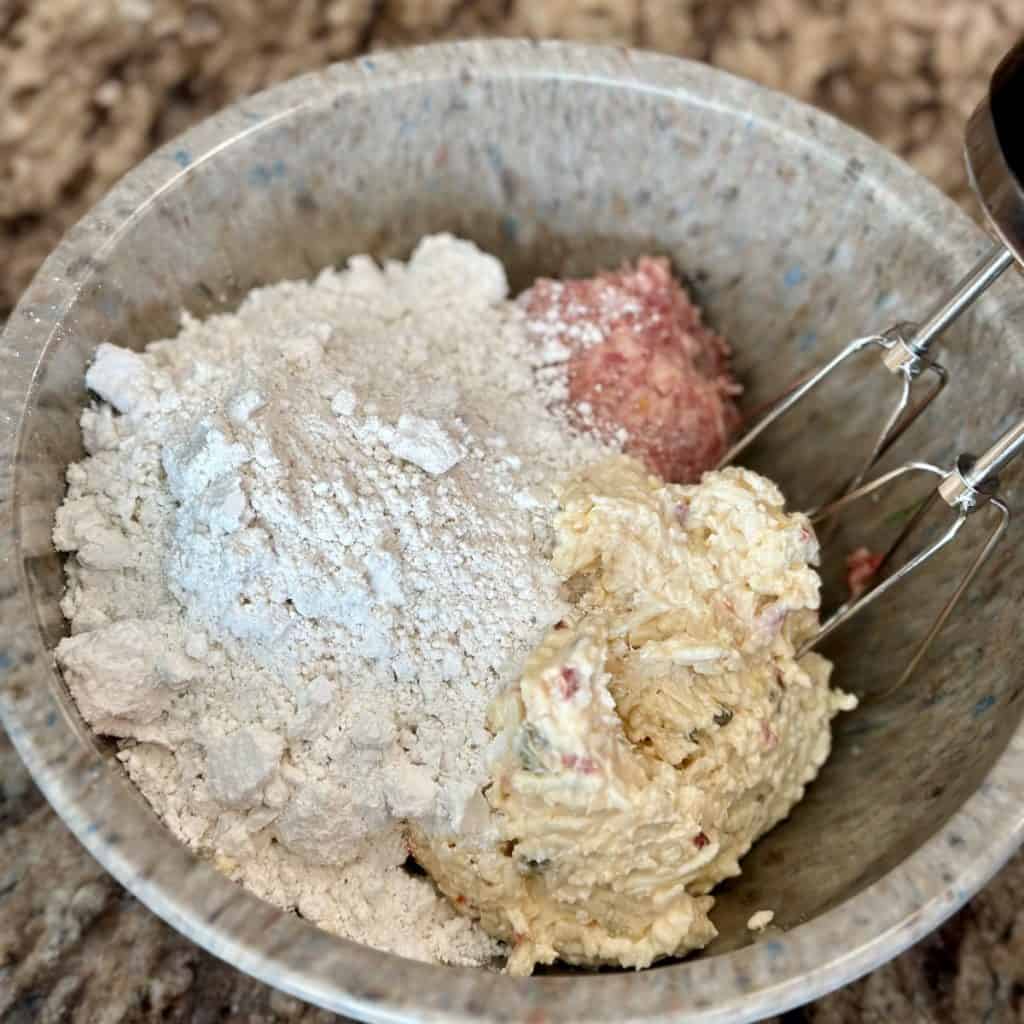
[54,235,610,965]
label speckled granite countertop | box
[3,3,1024,1021]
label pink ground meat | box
[846,546,884,600]
[521,257,741,483]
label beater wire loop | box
[878,499,1009,698]
[800,463,949,658]
[720,332,948,514]
[719,333,886,470]
[798,427,1017,694]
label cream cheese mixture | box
[413,456,854,973]
[55,234,853,973]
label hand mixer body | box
[982,38,1024,259]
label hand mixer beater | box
[721,39,1024,694]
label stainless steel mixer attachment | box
[802,419,1021,696]
[721,38,1024,690]
[723,41,1024,496]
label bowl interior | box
[9,44,1024,992]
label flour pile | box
[54,235,610,964]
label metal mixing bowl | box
[2,40,1023,1024]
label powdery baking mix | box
[55,235,615,964]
